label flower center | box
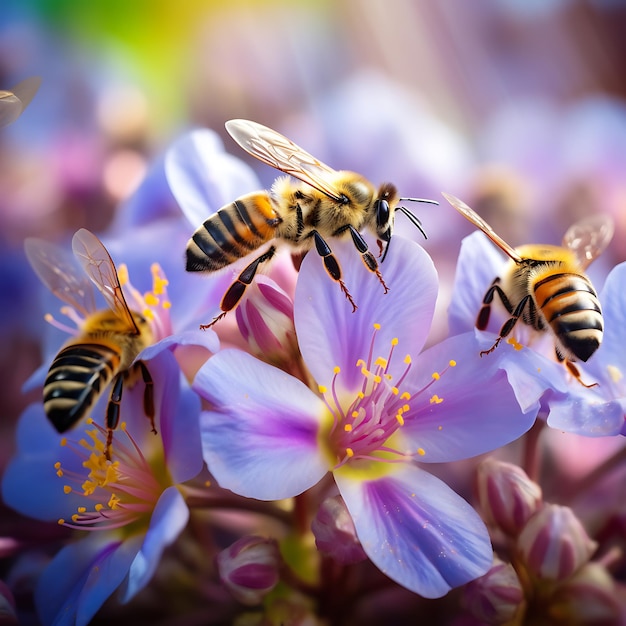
[318,324,455,471]
[55,419,166,532]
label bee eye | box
[376,199,391,232]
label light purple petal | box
[138,328,219,362]
[335,463,492,598]
[448,231,506,336]
[122,486,189,601]
[296,236,437,392]
[35,533,142,626]
[398,333,537,462]
[165,128,260,227]
[147,350,203,484]
[547,392,624,436]
[194,350,328,499]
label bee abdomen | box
[186,195,280,272]
[535,273,603,362]
[44,343,120,433]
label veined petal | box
[138,327,219,362]
[399,333,536,462]
[335,463,492,598]
[35,533,143,626]
[448,231,506,336]
[122,486,189,601]
[296,236,437,392]
[194,350,328,499]
[165,128,260,228]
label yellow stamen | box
[417,448,426,456]
[333,366,341,374]
[607,365,622,383]
[449,360,457,367]
[506,337,523,351]
[117,264,129,287]
[345,448,354,458]
[144,292,159,307]
[404,355,412,365]
[374,357,387,368]
[431,372,440,380]
[344,424,353,432]
[108,494,121,510]
[318,385,327,394]
[430,395,443,404]
[373,323,381,330]
[391,338,398,346]
[63,485,72,494]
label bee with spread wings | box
[25,229,155,457]
[443,192,614,384]
[186,119,437,327]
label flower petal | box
[296,236,437,391]
[448,231,506,336]
[122,486,189,601]
[165,128,260,227]
[335,463,492,598]
[35,533,142,626]
[399,333,537,462]
[194,350,328,499]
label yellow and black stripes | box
[43,342,120,433]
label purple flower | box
[194,236,537,598]
[2,349,202,626]
[450,231,625,436]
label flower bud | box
[217,536,281,606]
[517,504,597,581]
[475,457,542,536]
[548,562,621,625]
[462,558,524,625]
[235,276,299,366]
[311,495,366,564]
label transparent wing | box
[71,229,140,334]
[442,192,522,262]
[562,214,614,269]
[0,76,41,128]
[225,119,344,201]
[24,237,96,316]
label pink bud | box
[311,495,366,564]
[217,536,281,606]
[518,504,597,581]
[235,276,299,366]
[462,558,524,625]
[475,458,542,536]
[549,562,621,625]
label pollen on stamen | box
[432,372,440,380]
[345,448,354,458]
[506,337,524,351]
[404,355,411,365]
[344,424,353,432]
[142,308,155,321]
[144,292,159,307]
[396,413,405,426]
[117,264,129,287]
[373,323,381,331]
[417,448,426,456]
[57,519,65,525]
[63,485,72,494]
[318,384,328,394]
[391,387,399,395]
[375,356,388,368]
[449,360,457,367]
[430,394,443,404]
[333,366,341,375]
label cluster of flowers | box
[2,127,625,625]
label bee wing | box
[562,214,614,269]
[442,192,523,262]
[0,76,41,128]
[225,119,345,202]
[71,229,140,334]
[24,237,96,317]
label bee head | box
[375,184,436,262]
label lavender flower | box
[194,236,538,598]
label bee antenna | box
[398,197,439,206]
[397,206,427,240]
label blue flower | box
[193,236,537,598]
[2,350,202,626]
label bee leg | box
[477,278,512,329]
[200,246,277,330]
[557,351,598,388]
[311,230,357,312]
[105,372,125,460]
[480,293,532,357]
[336,224,389,294]
[135,360,156,434]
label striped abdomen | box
[43,342,121,433]
[186,193,282,272]
[534,272,603,362]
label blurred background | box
[2,0,626,438]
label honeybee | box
[186,119,437,327]
[25,228,155,457]
[0,76,41,128]
[443,192,614,385]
